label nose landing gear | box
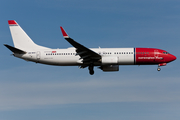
[157,67,161,71]
[157,63,167,71]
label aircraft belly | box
[40,56,79,66]
[17,53,37,62]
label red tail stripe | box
[8,20,17,25]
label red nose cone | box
[172,55,177,61]
[165,54,176,63]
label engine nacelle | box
[101,56,118,64]
[100,65,119,72]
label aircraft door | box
[36,51,41,61]
[154,50,159,61]
[154,50,159,57]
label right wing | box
[60,27,101,64]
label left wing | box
[60,27,101,64]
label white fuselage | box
[15,48,135,66]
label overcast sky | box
[0,0,180,120]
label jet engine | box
[99,65,119,71]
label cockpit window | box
[163,52,169,54]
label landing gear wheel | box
[88,64,94,75]
[89,70,94,75]
[157,68,161,71]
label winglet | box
[8,20,18,26]
[60,26,69,38]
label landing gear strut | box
[88,64,94,75]
[157,64,161,71]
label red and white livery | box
[5,20,176,75]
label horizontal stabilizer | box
[4,44,26,54]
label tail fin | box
[8,20,49,51]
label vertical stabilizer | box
[8,20,49,51]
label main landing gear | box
[88,64,94,75]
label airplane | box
[4,20,176,75]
